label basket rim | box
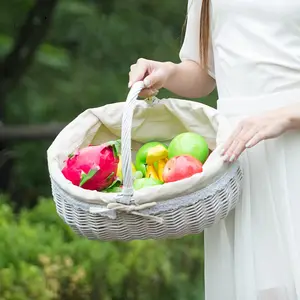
[47,96,233,206]
[51,161,243,216]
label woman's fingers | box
[245,131,266,148]
[128,60,164,98]
[220,110,289,162]
[222,124,258,162]
[128,59,166,93]
[139,88,159,98]
[128,59,149,88]
[221,124,243,156]
[143,68,164,88]
[224,133,252,161]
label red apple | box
[162,155,203,183]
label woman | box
[129,0,300,299]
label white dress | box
[180,0,300,299]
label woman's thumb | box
[143,72,159,88]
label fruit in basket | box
[145,164,160,180]
[116,155,136,181]
[103,179,123,193]
[163,155,203,183]
[133,170,143,180]
[153,158,168,181]
[133,177,163,190]
[168,132,209,163]
[103,170,143,193]
[62,140,120,191]
[135,142,168,177]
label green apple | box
[168,132,209,163]
[133,177,163,190]
[135,142,168,176]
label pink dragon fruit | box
[62,140,120,191]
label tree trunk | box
[0,0,58,192]
[0,123,66,141]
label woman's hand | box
[221,109,292,162]
[128,58,174,98]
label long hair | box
[200,0,210,69]
[182,0,210,69]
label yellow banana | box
[157,158,168,182]
[145,164,160,180]
[146,145,168,165]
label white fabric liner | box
[47,98,233,206]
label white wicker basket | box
[48,82,243,241]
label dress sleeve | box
[179,0,215,78]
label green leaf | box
[37,44,70,69]
[105,139,121,157]
[102,177,122,193]
[68,153,74,159]
[0,34,70,69]
[79,167,99,187]
[0,34,12,57]
[107,176,120,188]
[59,2,95,16]
[103,186,122,193]
[106,172,115,182]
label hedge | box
[0,196,205,300]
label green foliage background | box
[0,0,217,298]
[0,196,205,300]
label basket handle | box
[118,81,146,204]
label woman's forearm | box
[163,60,216,99]
[284,103,300,130]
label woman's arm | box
[163,60,216,99]
[283,103,300,130]
[129,58,215,99]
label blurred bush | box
[0,195,205,300]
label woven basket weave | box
[48,81,243,241]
